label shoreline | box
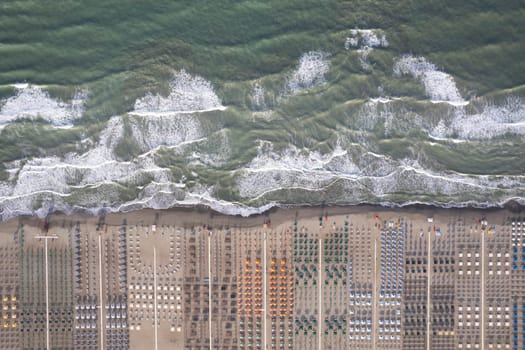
[2,189,524,222]
[5,201,525,231]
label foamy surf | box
[429,96,525,140]
[0,85,86,127]
[0,113,205,212]
[286,51,330,94]
[394,55,465,103]
[133,70,224,114]
[345,29,389,70]
[0,55,524,222]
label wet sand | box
[8,204,522,233]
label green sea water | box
[0,0,524,217]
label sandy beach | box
[1,205,524,349]
[7,204,523,234]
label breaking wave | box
[394,55,465,104]
[430,96,525,140]
[286,51,329,94]
[132,70,225,115]
[345,29,389,70]
[0,85,86,127]
[0,53,524,221]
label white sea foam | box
[430,96,525,140]
[127,114,204,152]
[345,29,388,70]
[430,100,469,107]
[427,133,467,144]
[358,94,525,142]
[0,85,86,127]
[345,29,389,50]
[239,155,333,198]
[0,111,208,219]
[359,95,525,142]
[1,153,524,220]
[356,99,396,135]
[286,51,329,94]
[1,91,525,220]
[10,83,31,89]
[369,97,399,104]
[250,83,267,110]
[196,129,232,166]
[234,138,525,208]
[394,55,464,103]
[237,141,397,198]
[133,70,224,114]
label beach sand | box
[1,205,523,349]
